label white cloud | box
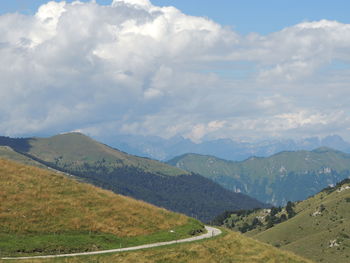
[1,1,350,141]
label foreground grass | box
[6,230,313,263]
[0,159,202,257]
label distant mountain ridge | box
[168,148,350,206]
[101,134,350,161]
[0,133,266,222]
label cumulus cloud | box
[1,1,350,141]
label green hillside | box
[168,149,350,205]
[252,179,350,263]
[0,133,266,222]
[214,179,350,263]
[0,159,203,257]
[26,133,187,176]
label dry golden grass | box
[0,159,187,237]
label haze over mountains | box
[103,134,350,161]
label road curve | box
[2,226,222,260]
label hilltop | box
[168,148,350,205]
[0,133,266,222]
[0,159,203,257]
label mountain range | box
[101,134,350,161]
[168,148,350,205]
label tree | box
[280,214,287,221]
[286,201,296,218]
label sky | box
[1,0,350,142]
[2,0,350,34]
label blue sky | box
[1,0,350,34]
[1,0,350,142]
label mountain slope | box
[249,179,350,263]
[0,159,204,257]
[0,146,46,169]
[168,148,350,205]
[24,133,187,176]
[0,133,266,222]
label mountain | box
[101,134,350,161]
[168,148,350,205]
[0,156,311,262]
[0,133,266,222]
[0,158,204,257]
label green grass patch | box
[0,218,204,257]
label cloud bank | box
[1,0,350,142]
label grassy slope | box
[26,133,188,176]
[6,133,265,222]
[8,230,313,263]
[0,146,46,169]
[251,182,350,263]
[0,159,203,257]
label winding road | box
[2,226,222,260]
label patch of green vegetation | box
[0,219,204,257]
[212,204,293,234]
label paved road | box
[2,226,222,260]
